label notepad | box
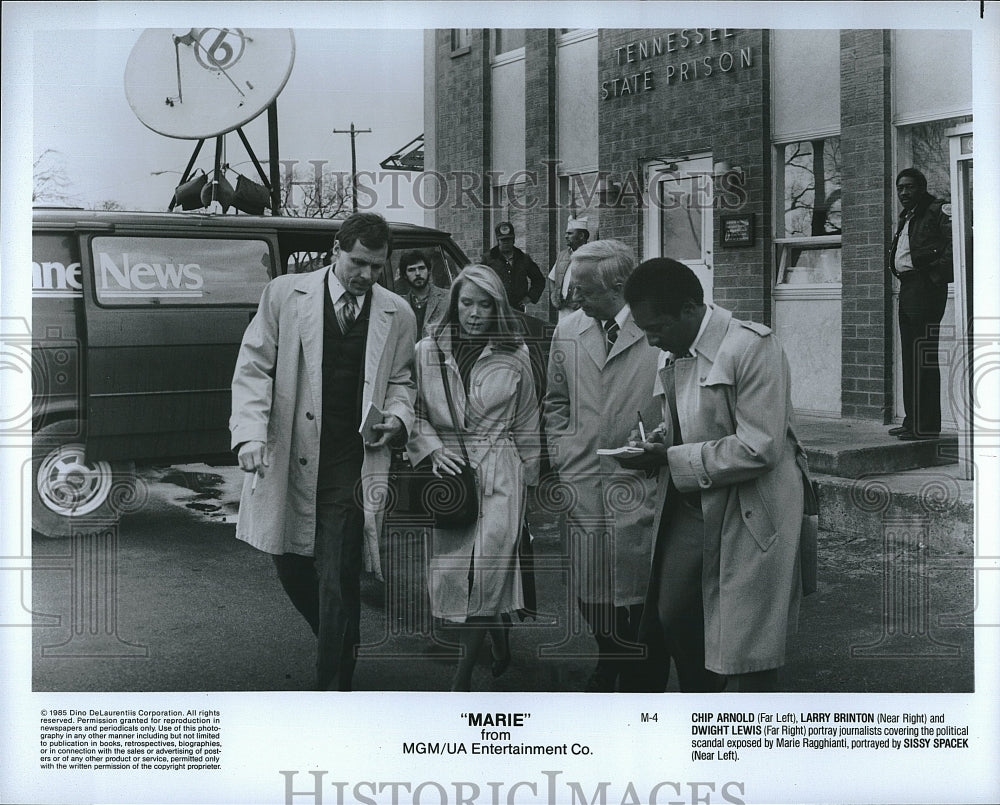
[596,446,645,458]
[359,402,385,444]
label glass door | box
[644,155,713,302]
[948,125,973,479]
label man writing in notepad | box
[617,257,813,692]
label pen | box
[637,411,646,442]
[251,470,259,493]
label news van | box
[31,208,470,538]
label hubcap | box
[36,442,113,517]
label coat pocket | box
[737,479,778,551]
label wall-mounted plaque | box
[721,213,755,247]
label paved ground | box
[30,464,975,694]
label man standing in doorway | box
[618,258,814,693]
[543,240,660,692]
[398,248,449,339]
[548,216,590,321]
[888,167,953,440]
[485,221,545,312]
[230,212,417,691]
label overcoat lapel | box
[672,305,733,439]
[607,316,642,362]
[364,286,396,414]
[577,315,606,369]
[426,288,448,327]
[431,328,469,429]
[695,305,731,364]
[295,269,328,421]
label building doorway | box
[891,116,971,434]
[947,123,973,479]
[644,155,714,302]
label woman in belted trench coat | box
[407,265,540,691]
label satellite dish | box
[124,28,295,140]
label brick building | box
[423,28,973,429]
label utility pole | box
[333,122,372,213]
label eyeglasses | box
[571,282,616,300]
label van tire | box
[32,420,138,538]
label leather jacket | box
[485,245,545,308]
[889,193,953,285]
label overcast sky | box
[5,1,999,264]
[16,1,997,224]
[32,27,427,220]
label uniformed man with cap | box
[548,217,591,321]
[484,221,546,312]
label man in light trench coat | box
[230,212,417,691]
[618,257,816,692]
[543,240,660,692]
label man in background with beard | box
[398,248,449,339]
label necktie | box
[604,320,620,354]
[560,262,574,306]
[339,293,358,334]
[667,363,683,446]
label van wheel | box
[32,420,138,538]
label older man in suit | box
[543,240,660,692]
[230,212,417,691]
[618,258,814,693]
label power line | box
[333,122,371,213]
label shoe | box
[490,615,512,678]
[898,431,940,441]
[888,426,908,436]
[490,647,510,678]
[584,668,617,692]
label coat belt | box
[466,431,515,496]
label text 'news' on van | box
[30,207,470,538]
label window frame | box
[88,233,273,308]
[773,134,844,288]
[893,114,973,208]
[490,29,527,64]
[450,28,472,57]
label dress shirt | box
[893,211,915,274]
[327,268,367,319]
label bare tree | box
[280,164,351,219]
[32,149,78,205]
[280,164,353,273]
[93,199,126,211]
[782,137,842,237]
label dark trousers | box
[577,599,645,690]
[273,497,364,691]
[651,498,726,693]
[899,276,948,436]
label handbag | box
[399,345,480,528]
[796,450,819,596]
[516,520,538,620]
